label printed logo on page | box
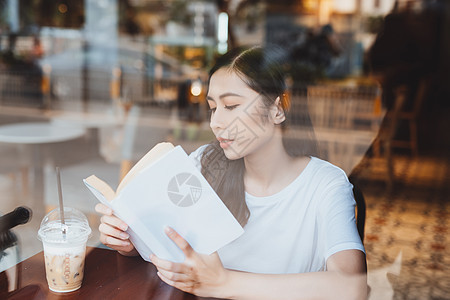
[167,173,202,207]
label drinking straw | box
[56,167,66,235]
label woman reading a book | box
[96,46,367,299]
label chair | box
[352,183,366,244]
[306,84,383,176]
[390,77,429,156]
[372,77,429,191]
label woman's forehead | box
[210,68,244,83]
[208,69,254,95]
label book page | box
[83,176,116,205]
[117,142,174,194]
[113,146,244,262]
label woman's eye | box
[224,105,239,110]
[209,107,217,113]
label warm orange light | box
[58,4,68,14]
[319,0,333,25]
[303,0,319,12]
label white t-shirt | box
[189,146,365,274]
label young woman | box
[96,46,367,299]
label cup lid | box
[38,207,91,244]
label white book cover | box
[83,144,244,263]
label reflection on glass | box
[0,1,448,299]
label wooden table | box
[0,247,216,299]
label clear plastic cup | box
[37,207,91,293]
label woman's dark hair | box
[201,45,318,227]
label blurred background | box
[0,0,449,299]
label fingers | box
[99,233,131,248]
[152,256,195,294]
[151,254,185,273]
[96,204,133,253]
[108,243,135,253]
[98,221,130,248]
[157,272,193,294]
[100,214,128,232]
[151,253,197,292]
[95,203,112,215]
[156,268,190,282]
[99,227,134,253]
[165,227,193,257]
[99,223,129,243]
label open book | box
[84,143,244,263]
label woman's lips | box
[218,138,234,149]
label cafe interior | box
[0,0,449,299]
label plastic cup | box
[37,207,91,293]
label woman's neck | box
[243,135,309,197]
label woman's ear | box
[273,96,286,124]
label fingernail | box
[121,224,128,231]
[164,226,173,234]
[106,208,113,215]
[120,232,129,239]
[122,241,130,246]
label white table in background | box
[0,122,86,204]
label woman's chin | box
[223,148,243,160]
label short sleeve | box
[188,144,208,171]
[318,170,365,262]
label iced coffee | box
[43,244,86,292]
[38,208,91,293]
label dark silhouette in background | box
[368,2,441,110]
[367,0,449,156]
[289,24,342,85]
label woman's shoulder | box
[308,157,347,175]
[305,157,351,187]
[188,144,209,170]
[305,158,355,211]
[189,144,208,158]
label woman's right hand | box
[95,203,138,256]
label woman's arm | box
[220,250,367,300]
[152,227,367,300]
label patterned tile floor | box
[354,154,450,300]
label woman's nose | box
[210,109,226,131]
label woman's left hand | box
[151,227,229,298]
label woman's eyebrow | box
[207,93,244,101]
